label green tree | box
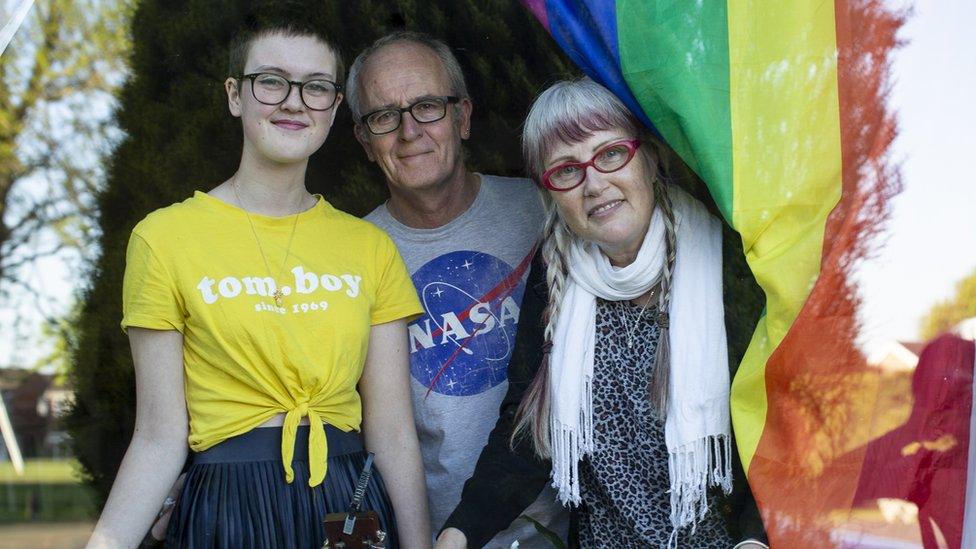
[32,299,81,380]
[0,0,131,304]
[920,267,976,340]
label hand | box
[147,473,187,542]
[435,527,468,549]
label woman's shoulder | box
[480,174,545,221]
[481,174,539,201]
[320,201,403,265]
[322,200,392,242]
[131,193,207,242]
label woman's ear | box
[225,77,243,118]
[328,93,343,127]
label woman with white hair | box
[437,77,766,548]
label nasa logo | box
[408,251,526,396]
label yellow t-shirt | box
[121,191,422,486]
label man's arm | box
[438,254,555,548]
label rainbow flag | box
[522,1,973,547]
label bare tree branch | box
[0,0,131,315]
[2,243,68,273]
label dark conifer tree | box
[67,0,761,505]
[66,0,578,504]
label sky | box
[0,0,974,368]
[856,0,976,345]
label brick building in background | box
[0,369,73,459]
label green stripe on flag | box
[617,0,734,222]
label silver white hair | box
[346,31,469,121]
[522,77,643,180]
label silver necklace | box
[624,287,658,349]
[232,181,306,308]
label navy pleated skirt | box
[166,424,398,549]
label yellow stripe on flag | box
[727,0,845,470]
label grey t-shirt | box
[365,174,567,548]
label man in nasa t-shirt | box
[351,32,567,548]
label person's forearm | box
[88,432,187,548]
[366,424,432,549]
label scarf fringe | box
[551,375,593,505]
[667,433,733,534]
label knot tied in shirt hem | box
[281,401,328,487]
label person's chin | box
[391,176,438,191]
[589,220,642,246]
[262,148,313,165]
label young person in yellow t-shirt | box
[87,21,431,549]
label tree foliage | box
[920,267,976,340]
[0,0,131,303]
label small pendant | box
[273,289,284,307]
[657,311,670,329]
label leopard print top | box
[577,298,733,548]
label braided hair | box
[511,193,573,457]
[646,172,678,419]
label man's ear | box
[354,124,376,162]
[458,97,473,140]
[225,77,243,117]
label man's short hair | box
[228,22,345,84]
[346,31,469,121]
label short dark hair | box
[228,22,345,84]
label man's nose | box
[398,110,423,141]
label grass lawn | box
[0,459,95,523]
[0,459,84,484]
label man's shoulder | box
[362,202,394,230]
[480,174,535,195]
[479,174,543,214]
[336,210,394,246]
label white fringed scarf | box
[548,187,732,536]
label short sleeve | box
[121,232,186,333]
[370,233,423,325]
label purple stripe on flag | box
[521,0,550,31]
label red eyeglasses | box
[540,138,642,191]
